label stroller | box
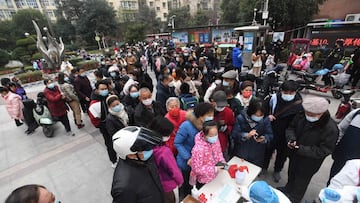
[32,92,55,137]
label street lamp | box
[252,8,258,25]
[168,15,176,32]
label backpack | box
[180,95,199,110]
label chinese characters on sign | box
[311,38,360,47]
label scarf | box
[239,95,252,107]
[108,104,129,127]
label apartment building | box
[0,0,57,21]
[146,0,168,22]
[108,0,139,22]
[179,0,219,16]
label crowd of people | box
[2,41,360,203]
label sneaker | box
[66,131,75,136]
[273,172,281,182]
[111,162,117,169]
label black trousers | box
[284,153,323,203]
[179,170,191,200]
[99,126,117,164]
[263,135,288,172]
[57,114,71,132]
[80,99,90,113]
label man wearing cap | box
[221,70,240,95]
[211,90,235,157]
[279,96,339,203]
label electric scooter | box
[33,92,55,138]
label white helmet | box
[112,126,162,160]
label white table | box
[196,156,261,203]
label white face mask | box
[305,115,319,122]
[142,98,152,106]
[215,79,221,85]
[168,81,175,87]
[162,136,170,142]
[215,106,225,112]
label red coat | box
[165,110,187,156]
[43,86,68,117]
[214,107,235,152]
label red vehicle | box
[287,38,311,67]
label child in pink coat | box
[191,121,226,187]
[0,86,23,126]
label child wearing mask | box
[191,121,226,188]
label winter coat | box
[191,132,225,184]
[73,75,92,100]
[153,145,184,192]
[134,101,166,127]
[14,86,27,100]
[285,111,338,160]
[174,111,203,171]
[59,83,79,102]
[165,110,187,155]
[106,113,127,137]
[43,86,68,118]
[214,107,235,152]
[328,159,360,189]
[2,91,23,120]
[111,158,164,203]
[232,47,243,69]
[231,110,273,167]
[227,97,243,117]
[121,95,138,126]
[88,91,108,128]
[156,82,176,112]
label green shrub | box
[24,66,34,72]
[32,52,42,60]
[68,57,83,66]
[17,70,43,84]
[0,49,10,66]
[16,37,35,47]
[27,44,37,52]
[77,60,98,71]
[12,47,27,59]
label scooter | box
[33,92,55,138]
[294,64,344,99]
[335,90,355,120]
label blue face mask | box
[47,83,55,89]
[64,77,69,82]
[305,115,319,122]
[251,115,264,122]
[204,116,213,122]
[141,149,153,161]
[99,89,109,97]
[203,69,208,74]
[222,81,229,87]
[111,104,122,112]
[110,72,117,77]
[281,94,295,102]
[130,92,139,98]
[207,135,218,144]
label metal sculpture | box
[32,20,64,70]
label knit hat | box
[106,95,119,106]
[302,96,329,114]
[212,90,228,107]
[248,181,279,203]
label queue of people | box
[3,42,360,203]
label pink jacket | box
[2,91,23,120]
[153,145,184,192]
[191,132,225,184]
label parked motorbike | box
[294,64,344,99]
[335,90,355,120]
[33,92,55,138]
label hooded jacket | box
[191,131,225,184]
[165,109,187,155]
[88,91,108,128]
[214,106,235,152]
[43,86,68,117]
[232,47,243,68]
[174,111,203,171]
[2,91,23,119]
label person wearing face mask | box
[43,79,74,136]
[211,90,235,156]
[121,84,140,125]
[263,80,303,182]
[235,80,255,109]
[126,51,137,74]
[231,98,273,167]
[106,95,129,138]
[221,70,240,96]
[111,126,164,203]
[164,97,187,156]
[191,121,226,188]
[134,87,166,127]
[278,96,338,203]
[174,103,214,197]
[156,73,176,112]
[73,67,93,114]
[58,72,84,129]
[89,80,117,166]
[149,116,184,203]
[203,73,223,103]
[5,184,59,203]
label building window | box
[162,2,166,8]
[156,6,160,11]
[40,0,50,7]
[46,10,54,18]
[120,1,137,10]
[15,0,26,8]
[27,0,38,8]
[163,13,167,18]
[149,1,153,7]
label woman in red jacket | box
[43,79,74,136]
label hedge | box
[17,70,43,84]
[77,60,99,71]
[68,57,83,65]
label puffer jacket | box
[2,91,23,119]
[165,109,187,155]
[232,47,243,68]
[59,83,79,102]
[43,86,68,118]
[191,131,225,184]
[111,157,164,203]
[174,111,203,171]
[214,107,235,152]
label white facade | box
[108,0,139,22]
[0,0,57,21]
[147,0,169,22]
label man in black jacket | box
[278,96,339,203]
[156,73,176,112]
[111,126,164,203]
[134,87,166,127]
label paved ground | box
[0,69,346,202]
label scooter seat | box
[341,89,355,97]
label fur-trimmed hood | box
[185,110,203,131]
